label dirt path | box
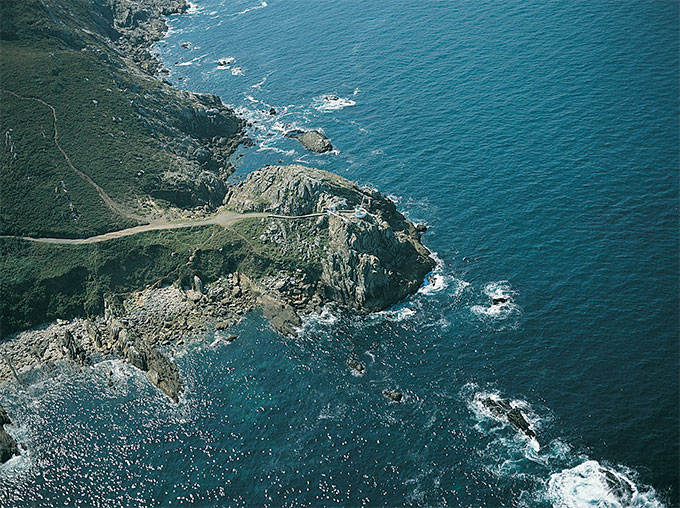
[2,210,271,245]
[1,88,340,245]
[1,88,147,222]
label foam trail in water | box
[234,1,267,16]
[314,94,357,112]
[252,75,268,88]
[176,53,208,66]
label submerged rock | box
[384,390,403,402]
[0,404,19,464]
[347,358,365,375]
[297,131,333,153]
[481,397,536,439]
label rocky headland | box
[0,0,435,406]
[0,164,434,402]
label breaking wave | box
[547,460,665,508]
[314,94,357,112]
[470,280,522,320]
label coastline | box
[0,0,435,411]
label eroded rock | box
[384,390,403,402]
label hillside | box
[0,0,244,238]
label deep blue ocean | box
[1,0,678,506]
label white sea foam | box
[470,281,522,319]
[186,2,201,14]
[314,94,357,112]
[235,1,268,16]
[216,56,235,69]
[379,306,417,322]
[231,66,245,76]
[547,460,664,508]
[251,75,268,88]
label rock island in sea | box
[0,0,434,461]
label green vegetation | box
[0,0,195,237]
[0,0,262,336]
[0,218,326,336]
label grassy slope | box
[0,0,185,237]
[0,218,328,336]
[0,0,323,336]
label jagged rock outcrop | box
[60,330,93,367]
[88,0,245,207]
[224,165,435,312]
[481,397,536,439]
[92,0,189,73]
[0,405,19,464]
[102,296,184,402]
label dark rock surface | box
[60,330,93,367]
[481,397,536,439]
[347,358,365,374]
[0,404,19,464]
[384,390,403,402]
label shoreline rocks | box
[0,405,19,464]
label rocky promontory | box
[224,164,435,312]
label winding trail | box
[1,88,146,222]
[0,89,344,246]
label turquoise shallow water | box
[1,0,678,506]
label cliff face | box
[89,0,246,208]
[224,165,435,311]
[91,0,188,73]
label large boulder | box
[481,397,536,439]
[298,131,333,153]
